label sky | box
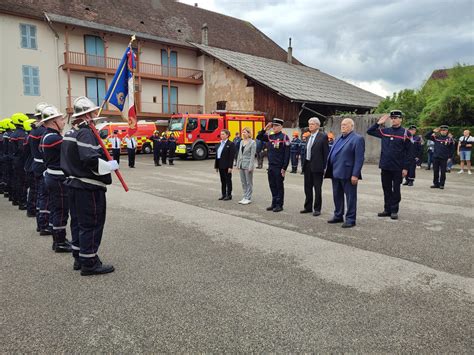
[179,0,473,97]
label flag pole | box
[89,34,137,192]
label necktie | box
[131,138,134,149]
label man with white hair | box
[325,118,365,228]
[300,117,329,216]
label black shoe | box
[266,206,275,211]
[273,206,283,212]
[55,242,72,253]
[27,212,36,218]
[407,181,414,186]
[18,205,27,210]
[223,195,232,201]
[12,201,19,206]
[377,211,391,217]
[313,211,321,217]
[402,180,409,185]
[3,192,8,198]
[341,222,356,228]
[157,163,161,166]
[39,229,52,236]
[439,186,444,189]
[430,185,440,188]
[300,209,312,214]
[169,162,174,165]
[36,227,40,232]
[218,196,225,200]
[73,259,81,271]
[390,213,398,220]
[81,261,115,276]
[327,218,344,224]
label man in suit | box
[300,117,329,216]
[325,118,365,228]
[215,129,235,200]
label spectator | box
[236,127,256,204]
[457,129,473,174]
[256,136,264,169]
[215,129,235,201]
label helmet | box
[23,118,36,131]
[154,130,159,134]
[40,105,64,123]
[11,112,29,125]
[161,132,166,137]
[2,118,15,130]
[34,102,49,117]
[71,96,99,118]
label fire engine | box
[97,121,156,154]
[167,111,266,160]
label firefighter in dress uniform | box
[109,130,122,164]
[9,112,29,209]
[367,110,413,220]
[160,132,168,165]
[2,118,16,201]
[425,125,456,189]
[167,132,176,165]
[149,130,162,166]
[404,125,423,186]
[289,131,301,173]
[39,105,73,253]
[257,118,290,212]
[61,96,118,275]
[23,118,37,217]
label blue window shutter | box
[20,24,37,49]
[29,25,37,49]
[22,66,31,95]
[162,86,169,113]
[98,79,106,104]
[86,78,98,105]
[20,24,28,48]
[170,87,178,113]
[32,67,40,95]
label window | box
[99,129,109,139]
[86,78,106,106]
[84,35,105,66]
[22,65,40,96]
[162,86,178,113]
[200,119,207,131]
[207,119,219,132]
[186,118,198,132]
[161,50,177,76]
[20,24,37,49]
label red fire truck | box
[168,111,266,160]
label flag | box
[104,46,137,134]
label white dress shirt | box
[110,136,122,149]
[217,139,227,159]
[124,136,137,149]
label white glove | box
[98,158,119,175]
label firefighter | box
[0,119,6,194]
[404,125,423,186]
[149,130,162,166]
[289,131,301,173]
[124,133,137,168]
[160,132,168,164]
[367,110,413,220]
[257,118,290,212]
[23,118,37,217]
[39,105,72,253]
[29,103,51,235]
[425,125,456,189]
[61,96,118,275]
[2,118,15,200]
[9,112,29,209]
[109,130,122,164]
[168,132,176,165]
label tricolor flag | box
[104,45,137,134]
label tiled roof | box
[0,0,293,63]
[193,43,383,108]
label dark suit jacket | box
[214,140,235,169]
[304,132,329,173]
[324,132,365,180]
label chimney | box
[201,23,208,46]
[287,37,292,64]
[194,3,198,6]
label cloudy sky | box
[179,0,473,97]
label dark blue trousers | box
[13,164,27,205]
[45,174,69,243]
[268,166,285,208]
[290,152,299,169]
[26,172,37,215]
[35,175,50,231]
[381,169,402,214]
[331,178,358,224]
[69,187,106,267]
[112,148,120,164]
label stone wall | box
[324,114,384,164]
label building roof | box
[193,43,383,108]
[430,69,449,80]
[0,0,293,63]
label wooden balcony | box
[63,51,203,85]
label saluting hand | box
[377,114,390,125]
[264,122,272,131]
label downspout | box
[43,13,62,109]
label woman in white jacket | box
[236,127,257,204]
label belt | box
[68,176,106,187]
[34,158,44,163]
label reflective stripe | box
[34,158,44,163]
[46,168,64,176]
[79,253,96,258]
[39,210,51,214]
[52,226,67,230]
[63,136,101,149]
[68,176,107,188]
[71,245,80,251]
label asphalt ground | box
[1,155,473,352]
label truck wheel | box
[142,144,152,154]
[192,144,208,160]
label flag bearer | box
[61,96,118,275]
[39,105,72,253]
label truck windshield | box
[169,118,184,131]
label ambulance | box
[167,111,266,160]
[97,120,156,154]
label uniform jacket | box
[325,131,365,180]
[167,136,177,152]
[304,132,329,173]
[23,133,34,173]
[424,130,456,160]
[29,125,47,177]
[236,139,256,170]
[149,135,162,150]
[367,123,413,171]
[256,130,290,170]
[214,139,235,169]
[412,135,423,160]
[290,138,302,154]
[40,127,64,178]
[9,127,27,169]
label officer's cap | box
[390,110,403,118]
[40,105,64,123]
[272,118,284,126]
[440,125,449,130]
[72,96,99,118]
[408,125,417,130]
[34,102,49,117]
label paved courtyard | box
[1,156,472,352]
